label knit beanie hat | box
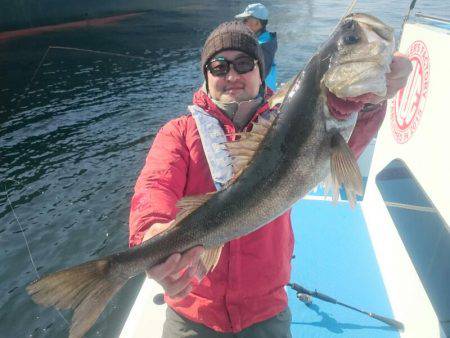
[201,21,265,87]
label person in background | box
[129,20,412,338]
[235,3,278,91]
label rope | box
[385,201,435,213]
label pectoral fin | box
[200,245,223,272]
[330,132,363,208]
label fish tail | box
[26,258,128,338]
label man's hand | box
[143,221,205,299]
[386,52,413,100]
[364,52,412,105]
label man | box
[129,21,411,337]
[235,3,278,91]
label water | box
[1,1,449,337]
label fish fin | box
[27,258,127,338]
[224,112,277,181]
[322,174,335,201]
[175,193,214,223]
[200,245,223,272]
[268,79,293,108]
[330,132,363,208]
[176,194,213,210]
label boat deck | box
[121,197,401,338]
[288,198,399,337]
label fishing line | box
[6,43,150,329]
[27,48,51,90]
[8,46,51,115]
[48,45,150,61]
[343,0,358,17]
[12,44,151,118]
[3,183,70,325]
[328,0,357,38]
[3,185,39,277]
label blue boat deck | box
[288,198,400,337]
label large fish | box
[27,13,395,338]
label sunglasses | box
[206,56,257,77]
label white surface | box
[379,23,450,224]
[361,21,449,338]
[119,278,166,338]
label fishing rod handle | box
[370,313,405,331]
[312,290,337,304]
[288,283,337,304]
[288,283,309,294]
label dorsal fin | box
[268,79,293,108]
[224,110,278,181]
[161,109,278,273]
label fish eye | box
[343,34,360,44]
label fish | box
[27,13,395,338]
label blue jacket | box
[258,30,277,91]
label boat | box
[119,12,450,338]
[0,0,224,33]
[358,12,450,337]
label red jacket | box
[128,88,386,333]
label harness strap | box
[189,105,233,190]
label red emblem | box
[390,40,430,143]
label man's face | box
[206,50,261,103]
[243,17,262,33]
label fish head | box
[323,13,395,104]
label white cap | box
[235,3,269,21]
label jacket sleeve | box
[348,101,387,159]
[128,118,189,247]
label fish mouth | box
[326,89,386,119]
[326,90,364,119]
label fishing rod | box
[401,0,418,31]
[399,0,418,45]
[288,282,405,331]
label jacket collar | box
[192,86,273,132]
